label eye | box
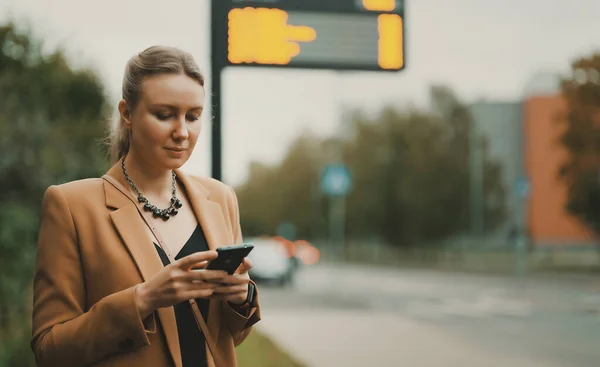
[186,114,201,122]
[155,113,172,121]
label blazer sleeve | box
[31,185,156,367]
[220,186,261,346]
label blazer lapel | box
[175,170,232,340]
[103,165,182,367]
[175,170,232,250]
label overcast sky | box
[2,0,600,186]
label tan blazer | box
[31,163,261,367]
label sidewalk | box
[257,309,563,367]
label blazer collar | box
[102,162,228,367]
[104,163,231,252]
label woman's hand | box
[135,250,228,318]
[211,258,253,305]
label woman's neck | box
[122,153,173,200]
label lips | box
[165,147,186,152]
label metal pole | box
[326,139,346,264]
[325,71,348,269]
[478,139,485,236]
[469,118,484,238]
[516,110,529,278]
[338,195,346,262]
[328,196,336,262]
[513,179,529,278]
[211,69,222,181]
[469,115,478,244]
[210,0,226,181]
[335,72,347,263]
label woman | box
[31,46,260,367]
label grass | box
[237,329,306,367]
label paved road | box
[254,264,600,367]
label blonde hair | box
[108,45,205,164]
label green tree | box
[0,22,109,366]
[236,85,506,249]
[344,86,505,247]
[236,132,325,238]
[559,53,600,233]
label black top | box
[154,224,210,367]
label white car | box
[247,237,297,286]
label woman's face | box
[121,73,205,171]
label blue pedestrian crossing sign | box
[321,164,352,197]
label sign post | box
[210,0,406,180]
[321,163,353,262]
[515,176,530,277]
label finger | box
[182,288,215,301]
[213,284,247,294]
[187,269,228,282]
[186,281,218,290]
[176,250,218,269]
[189,261,208,270]
[235,258,253,274]
[220,274,250,285]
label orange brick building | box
[524,95,596,246]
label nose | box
[172,117,189,140]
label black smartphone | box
[204,243,254,274]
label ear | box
[118,99,132,130]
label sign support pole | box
[515,177,530,278]
[211,68,223,181]
[210,0,225,181]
